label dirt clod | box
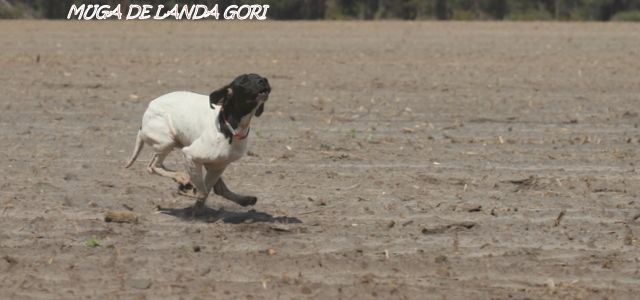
[422,222,478,235]
[554,210,566,227]
[128,279,151,290]
[104,211,138,224]
[387,220,396,229]
[3,255,17,266]
[455,203,482,212]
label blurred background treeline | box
[2,0,640,21]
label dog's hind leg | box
[148,149,193,189]
[151,151,198,197]
[213,177,257,207]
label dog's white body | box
[126,91,259,206]
[141,91,249,164]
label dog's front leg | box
[203,164,225,197]
[213,177,257,207]
[185,158,208,215]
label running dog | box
[125,73,270,213]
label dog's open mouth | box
[257,91,269,101]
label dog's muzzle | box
[257,91,269,102]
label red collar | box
[233,127,250,140]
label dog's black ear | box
[209,85,232,109]
[255,103,264,117]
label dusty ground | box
[1,20,640,299]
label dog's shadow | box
[158,205,302,224]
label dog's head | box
[209,74,270,128]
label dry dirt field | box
[1,20,639,299]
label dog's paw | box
[177,182,198,198]
[235,196,257,207]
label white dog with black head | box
[125,73,271,214]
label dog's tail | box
[124,130,144,168]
